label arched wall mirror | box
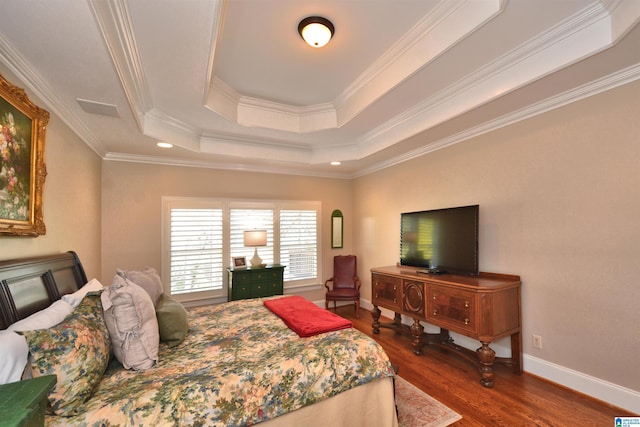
[331,210,343,249]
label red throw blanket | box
[264,295,352,337]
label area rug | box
[395,376,462,427]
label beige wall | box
[101,162,353,302]
[0,66,102,277]
[353,80,640,391]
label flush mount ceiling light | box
[298,16,334,48]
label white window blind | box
[169,208,223,295]
[280,209,317,281]
[230,208,274,264]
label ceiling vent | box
[76,98,120,117]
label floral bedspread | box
[48,297,395,427]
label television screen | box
[400,205,479,275]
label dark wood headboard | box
[0,251,87,330]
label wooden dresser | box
[371,265,522,387]
[227,265,285,301]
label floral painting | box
[0,103,32,220]
[0,73,48,236]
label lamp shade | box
[244,230,267,247]
[298,16,334,48]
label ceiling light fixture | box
[157,142,173,148]
[298,16,334,48]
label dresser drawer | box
[427,285,477,334]
[372,273,402,311]
[233,283,253,300]
[253,271,284,297]
[233,272,252,286]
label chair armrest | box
[324,277,334,291]
[354,276,361,291]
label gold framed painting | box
[0,72,49,236]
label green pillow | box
[156,295,189,347]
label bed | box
[0,252,398,426]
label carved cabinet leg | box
[511,332,523,374]
[372,306,381,334]
[410,318,424,355]
[393,312,402,334]
[476,341,496,388]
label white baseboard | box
[524,355,640,414]
[358,299,640,414]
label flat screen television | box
[400,204,479,275]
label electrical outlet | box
[533,334,543,349]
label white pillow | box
[101,275,159,370]
[116,268,164,308]
[8,300,74,332]
[62,278,104,308]
[0,330,29,384]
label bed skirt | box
[259,376,398,427]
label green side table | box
[0,375,56,427]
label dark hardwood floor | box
[336,305,636,426]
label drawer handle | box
[393,285,397,290]
[432,295,436,300]
[433,309,437,316]
[375,292,379,299]
[465,301,470,308]
[393,298,397,304]
[464,318,470,325]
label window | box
[162,197,321,302]
[230,208,274,265]
[280,209,317,282]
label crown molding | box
[89,0,152,130]
[0,33,106,157]
[103,152,352,180]
[202,0,227,104]
[336,0,503,127]
[353,0,627,160]
[354,62,640,178]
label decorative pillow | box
[61,278,104,308]
[116,267,164,307]
[0,330,29,384]
[21,293,111,416]
[8,299,74,332]
[156,294,189,347]
[102,275,159,370]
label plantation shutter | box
[169,208,223,294]
[280,209,317,281]
[230,208,274,264]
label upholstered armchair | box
[324,255,361,318]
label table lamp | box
[244,230,267,267]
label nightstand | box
[0,375,56,427]
[228,264,285,301]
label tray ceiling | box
[0,0,639,177]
